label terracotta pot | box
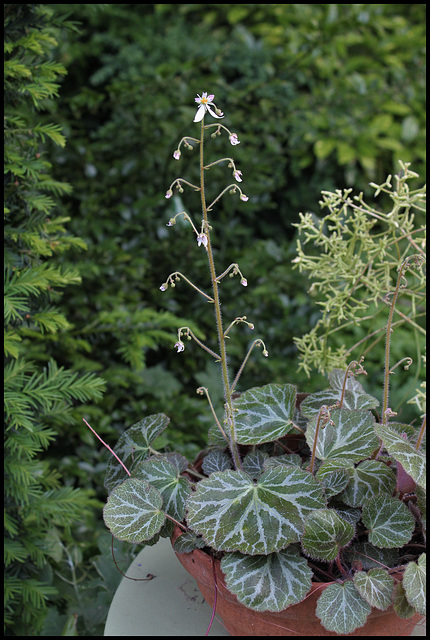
[171,526,423,636]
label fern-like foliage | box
[4,5,105,634]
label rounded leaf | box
[202,450,232,475]
[233,383,297,445]
[353,569,394,610]
[375,422,426,491]
[133,458,191,521]
[302,509,355,562]
[316,460,353,499]
[402,553,426,615]
[103,477,165,543]
[316,581,371,634]
[393,581,418,619]
[305,408,378,462]
[186,467,325,555]
[362,494,415,548]
[104,414,170,492]
[340,460,396,507]
[221,545,312,612]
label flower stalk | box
[164,92,267,471]
[198,118,243,470]
[382,255,425,426]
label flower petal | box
[207,106,223,119]
[197,233,208,248]
[193,104,206,122]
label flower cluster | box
[160,92,268,405]
[193,92,224,122]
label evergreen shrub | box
[4,4,106,634]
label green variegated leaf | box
[221,545,312,612]
[201,450,232,475]
[403,553,426,615]
[233,383,297,445]
[186,467,325,555]
[353,569,394,610]
[340,460,396,507]
[162,452,189,473]
[328,369,369,393]
[416,486,426,533]
[333,506,362,526]
[393,581,418,619]
[173,531,206,553]
[302,509,355,561]
[103,477,165,543]
[208,422,229,446]
[316,459,353,499]
[133,458,191,521]
[343,542,399,570]
[375,422,426,491]
[362,494,415,548]
[264,454,303,470]
[316,581,371,634]
[104,414,170,492]
[300,371,379,418]
[242,450,268,478]
[305,408,378,462]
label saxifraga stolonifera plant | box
[86,92,426,635]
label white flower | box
[165,189,173,199]
[194,92,224,123]
[159,283,168,292]
[240,193,249,202]
[233,170,243,182]
[174,341,185,353]
[173,150,181,160]
[229,133,240,146]
[240,278,247,287]
[196,233,208,248]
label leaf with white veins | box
[233,383,297,445]
[353,569,394,610]
[375,422,426,491]
[340,460,396,507]
[305,408,378,462]
[133,458,191,521]
[402,553,426,615]
[221,545,312,612]
[302,509,355,561]
[316,581,371,634]
[362,494,415,548]
[186,467,325,555]
[104,414,170,492]
[103,477,165,543]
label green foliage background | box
[4,3,426,635]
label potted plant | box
[88,93,426,636]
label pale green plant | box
[292,163,426,395]
[87,94,425,635]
